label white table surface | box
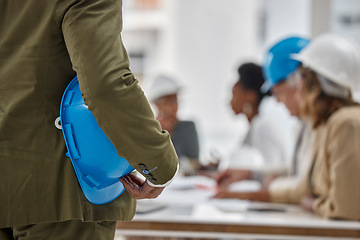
[116,176,360,239]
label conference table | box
[116,176,360,239]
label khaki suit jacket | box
[0,0,178,228]
[269,122,317,204]
[311,106,360,220]
[271,106,360,220]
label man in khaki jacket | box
[0,0,178,239]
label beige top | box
[311,106,360,220]
[269,122,317,204]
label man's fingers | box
[119,178,142,199]
[119,174,166,199]
[120,175,136,188]
[119,176,158,199]
[120,173,144,189]
[141,181,164,198]
[119,177,131,189]
[127,173,146,186]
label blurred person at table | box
[215,62,288,186]
[294,33,360,220]
[147,75,200,175]
[214,37,317,203]
[216,33,360,220]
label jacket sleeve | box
[313,118,360,220]
[59,0,178,185]
[269,125,316,204]
[269,174,309,204]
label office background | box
[121,0,360,163]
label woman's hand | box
[213,190,249,199]
[215,169,252,189]
[213,189,270,202]
[300,194,316,212]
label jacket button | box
[139,164,146,170]
[148,177,157,184]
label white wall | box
[122,0,310,162]
[260,0,311,59]
[330,0,360,102]
[167,0,312,161]
[169,0,263,160]
[122,0,360,162]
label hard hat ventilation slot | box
[63,124,81,160]
[63,90,75,106]
[82,175,101,188]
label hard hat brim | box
[60,77,134,205]
[260,81,273,93]
[289,53,303,62]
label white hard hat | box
[147,75,182,102]
[292,33,360,91]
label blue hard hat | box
[59,77,134,205]
[261,36,310,93]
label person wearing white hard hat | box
[147,75,200,175]
[293,33,360,220]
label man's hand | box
[215,169,252,189]
[119,173,164,199]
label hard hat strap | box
[285,70,301,88]
[317,74,351,99]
